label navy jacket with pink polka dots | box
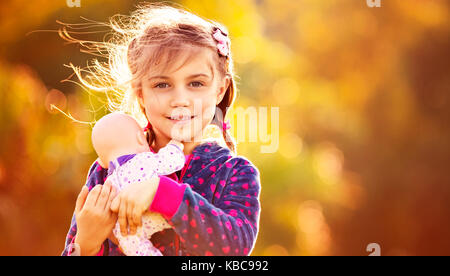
[62,140,261,256]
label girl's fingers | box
[85,185,102,208]
[75,186,89,215]
[110,196,120,213]
[97,183,111,210]
[110,198,119,213]
[118,199,128,236]
[127,202,136,235]
[105,185,117,212]
[104,179,113,187]
[132,205,142,229]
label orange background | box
[0,0,449,255]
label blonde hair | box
[59,2,237,154]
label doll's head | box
[92,112,149,167]
[62,3,238,154]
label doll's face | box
[138,47,230,143]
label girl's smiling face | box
[138,47,230,146]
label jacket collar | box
[191,139,233,160]
[169,139,233,183]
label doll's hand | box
[110,176,160,236]
[168,139,184,151]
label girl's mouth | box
[166,115,196,125]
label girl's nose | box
[170,88,190,107]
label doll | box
[91,112,185,256]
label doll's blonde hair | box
[60,2,237,154]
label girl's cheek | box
[144,96,165,115]
[204,103,217,119]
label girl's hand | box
[107,230,120,246]
[74,181,118,256]
[110,176,160,236]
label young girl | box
[62,3,261,256]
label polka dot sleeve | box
[168,159,261,256]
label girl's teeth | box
[169,116,193,121]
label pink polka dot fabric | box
[109,143,185,256]
[110,144,185,190]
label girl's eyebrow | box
[148,73,211,81]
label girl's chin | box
[167,125,204,141]
[165,127,195,142]
[171,131,205,143]
[156,120,205,143]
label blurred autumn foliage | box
[1,0,449,255]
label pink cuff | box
[150,176,187,219]
[95,243,105,256]
[67,236,77,256]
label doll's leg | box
[141,212,172,240]
[133,226,163,256]
[135,236,163,256]
[113,222,163,256]
[113,222,135,256]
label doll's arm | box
[153,141,185,175]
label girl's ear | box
[216,76,231,105]
[136,90,146,113]
[138,95,144,110]
[132,81,145,108]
